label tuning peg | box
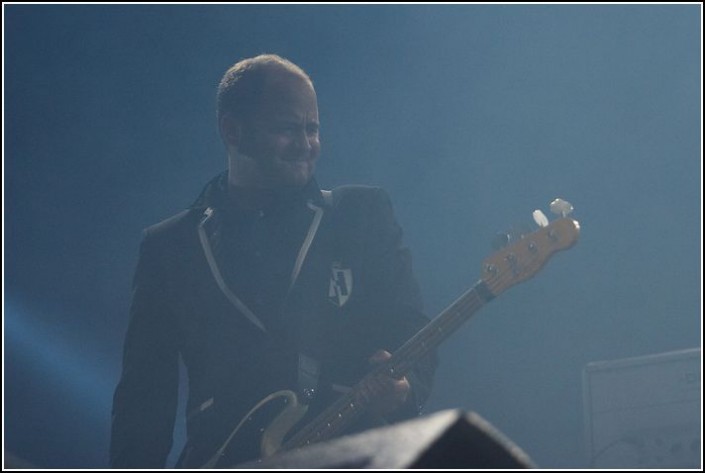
[532,209,549,228]
[549,198,573,217]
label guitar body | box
[204,390,309,468]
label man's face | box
[236,72,321,188]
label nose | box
[293,130,313,154]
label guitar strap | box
[296,189,334,399]
[297,353,321,400]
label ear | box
[219,114,241,148]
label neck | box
[227,161,313,209]
[228,185,280,211]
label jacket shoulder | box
[142,208,204,243]
[329,184,391,209]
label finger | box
[368,349,392,364]
[392,377,410,400]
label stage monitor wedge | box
[238,408,535,469]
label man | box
[110,54,436,468]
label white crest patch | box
[328,262,353,307]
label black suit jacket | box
[110,174,436,468]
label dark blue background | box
[5,5,701,468]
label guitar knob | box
[532,209,549,228]
[549,198,573,217]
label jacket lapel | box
[196,192,328,334]
[198,206,268,333]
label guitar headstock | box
[480,200,580,297]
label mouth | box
[278,157,315,184]
[280,157,317,172]
[281,156,313,163]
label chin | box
[284,174,312,188]
[279,164,315,188]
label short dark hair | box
[216,54,312,123]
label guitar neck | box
[388,280,494,376]
[281,214,581,454]
[282,280,494,451]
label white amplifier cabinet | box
[583,348,701,468]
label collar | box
[191,171,326,212]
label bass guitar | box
[204,199,580,468]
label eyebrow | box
[271,116,319,126]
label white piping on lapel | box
[198,207,267,333]
[289,200,325,290]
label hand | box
[357,350,410,418]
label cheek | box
[271,135,296,154]
[247,138,285,161]
[239,131,267,157]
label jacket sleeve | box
[110,231,180,468]
[362,187,438,420]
